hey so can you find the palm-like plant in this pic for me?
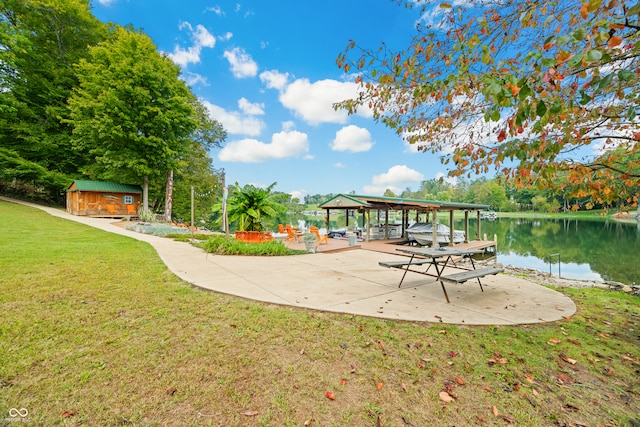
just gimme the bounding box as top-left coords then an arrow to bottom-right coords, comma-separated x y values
215,182 -> 286,232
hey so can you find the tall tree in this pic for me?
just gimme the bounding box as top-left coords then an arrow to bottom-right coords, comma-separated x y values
336,0 -> 640,210
67,25 -> 197,210
0,0 -> 107,201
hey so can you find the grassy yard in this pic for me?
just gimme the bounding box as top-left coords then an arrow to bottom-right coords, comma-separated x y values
0,200 -> 638,426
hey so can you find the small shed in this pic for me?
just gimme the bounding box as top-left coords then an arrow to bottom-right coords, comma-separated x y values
66,180 -> 142,218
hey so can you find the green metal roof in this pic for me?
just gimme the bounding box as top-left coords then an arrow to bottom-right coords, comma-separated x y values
67,180 -> 142,193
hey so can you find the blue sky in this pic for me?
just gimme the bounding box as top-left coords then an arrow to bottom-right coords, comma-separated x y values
91,1 -> 453,200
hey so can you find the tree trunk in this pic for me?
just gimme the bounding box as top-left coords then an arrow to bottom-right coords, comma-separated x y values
165,169 -> 173,222
143,175 -> 149,211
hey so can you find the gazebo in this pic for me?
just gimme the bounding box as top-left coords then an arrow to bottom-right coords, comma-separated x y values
318,194 -> 491,246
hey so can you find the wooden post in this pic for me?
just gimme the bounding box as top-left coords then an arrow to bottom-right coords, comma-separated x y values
190,185 -> 194,229
449,209 -> 454,245
432,209 -> 438,248
464,211 -> 469,243
476,211 -> 482,240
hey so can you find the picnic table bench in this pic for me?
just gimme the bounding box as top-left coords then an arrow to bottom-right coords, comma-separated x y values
379,247 -> 502,303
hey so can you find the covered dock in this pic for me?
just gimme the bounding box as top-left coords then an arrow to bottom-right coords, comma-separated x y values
318,194 -> 492,248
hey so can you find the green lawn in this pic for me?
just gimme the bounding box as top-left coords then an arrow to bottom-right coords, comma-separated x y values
1,200 -> 638,426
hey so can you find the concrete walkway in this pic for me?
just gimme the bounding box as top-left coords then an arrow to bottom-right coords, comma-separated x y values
4,197 -> 576,325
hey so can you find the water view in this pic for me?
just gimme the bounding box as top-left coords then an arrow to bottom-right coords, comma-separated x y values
461,217 -> 639,286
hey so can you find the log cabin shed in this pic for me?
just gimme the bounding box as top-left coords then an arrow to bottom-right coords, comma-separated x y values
318,194 -> 491,244
66,180 -> 142,218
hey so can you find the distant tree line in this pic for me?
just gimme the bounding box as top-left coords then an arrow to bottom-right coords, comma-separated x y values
302,177 -> 620,213
0,0 -> 226,223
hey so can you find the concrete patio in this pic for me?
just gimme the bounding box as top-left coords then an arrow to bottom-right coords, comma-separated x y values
4,197 -> 577,325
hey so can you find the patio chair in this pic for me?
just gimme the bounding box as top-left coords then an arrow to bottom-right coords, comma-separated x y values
310,226 -> 328,245
285,224 -> 302,243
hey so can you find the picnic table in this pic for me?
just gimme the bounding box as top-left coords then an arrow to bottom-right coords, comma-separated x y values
379,247 -> 503,303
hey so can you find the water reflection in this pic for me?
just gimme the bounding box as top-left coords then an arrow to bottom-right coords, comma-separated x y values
461,217 -> 639,285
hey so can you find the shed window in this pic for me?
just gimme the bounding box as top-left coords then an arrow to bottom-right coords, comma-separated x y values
123,195 -> 134,204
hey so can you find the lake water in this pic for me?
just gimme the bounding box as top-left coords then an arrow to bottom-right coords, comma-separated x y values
460,217 -> 639,286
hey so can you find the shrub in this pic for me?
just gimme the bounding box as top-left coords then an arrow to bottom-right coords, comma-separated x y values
200,235 -> 304,256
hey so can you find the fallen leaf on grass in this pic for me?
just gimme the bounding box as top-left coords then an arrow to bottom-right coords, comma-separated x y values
242,410 -> 259,416
492,405 -> 499,416
376,381 -> 383,390
304,419 -> 312,426
401,382 -> 408,392
340,379 -> 347,385
439,391 -> 454,402
564,403 -> 580,411
547,338 -> 560,345
455,376 -> 465,385
499,414 -> 515,423
166,387 -> 177,395
61,411 -> 75,418
325,391 -> 336,400
559,353 -> 577,365
557,374 -> 574,384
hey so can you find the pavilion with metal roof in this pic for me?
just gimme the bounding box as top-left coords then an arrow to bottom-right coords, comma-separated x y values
318,194 -> 491,245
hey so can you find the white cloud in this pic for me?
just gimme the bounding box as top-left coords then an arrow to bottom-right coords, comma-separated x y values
279,78 -> 373,125
260,70 -> 290,90
281,121 -> 296,131
205,5 -> 224,15
219,32 -> 233,41
334,162 -> 345,168
223,47 -> 258,78
201,100 -> 265,136
364,165 -> 425,195
218,130 -> 310,163
238,98 -> 264,115
96,0 -> 116,5
183,72 -> 209,87
330,125 -> 374,152
167,22 -> 216,67
289,190 -> 307,202
435,172 -> 458,186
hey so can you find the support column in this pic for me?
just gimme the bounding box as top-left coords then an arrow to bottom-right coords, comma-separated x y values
464,211 -> 469,243
449,209 -> 454,245
432,209 -> 438,248
476,211 -> 482,240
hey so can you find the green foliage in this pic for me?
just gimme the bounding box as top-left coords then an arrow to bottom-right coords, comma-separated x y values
337,0 -> 640,209
136,207 -> 158,223
200,235 -> 303,256
0,0 -> 107,202
214,182 -> 287,232
67,25 -> 196,189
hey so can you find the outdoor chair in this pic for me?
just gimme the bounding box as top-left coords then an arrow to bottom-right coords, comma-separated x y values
285,224 -> 302,243
310,226 -> 328,245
